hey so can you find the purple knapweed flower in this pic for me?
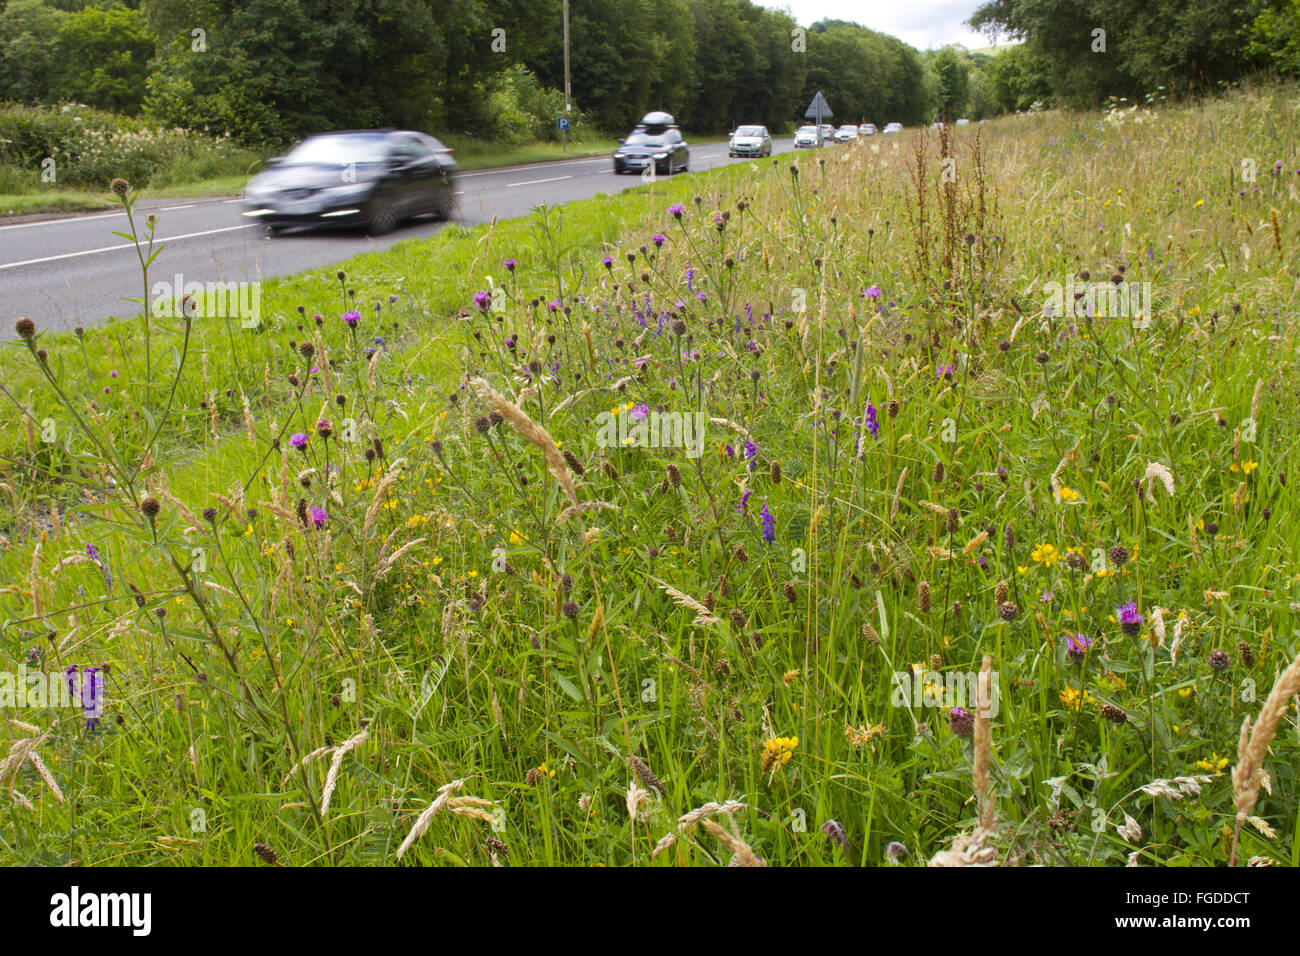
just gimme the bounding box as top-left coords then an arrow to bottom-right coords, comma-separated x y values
290,432 -> 309,449
343,310 -> 361,327
309,507 -> 328,530
1066,633 -> 1092,663
668,203 -> 684,219
630,404 -> 649,420
865,285 -> 882,300
473,291 -> 491,311
1117,600 -> 1144,636
652,235 -> 666,246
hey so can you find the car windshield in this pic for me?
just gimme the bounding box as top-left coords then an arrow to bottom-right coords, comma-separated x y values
284,133 -> 391,165
735,126 -> 764,136
624,132 -> 664,146
797,127 -> 817,134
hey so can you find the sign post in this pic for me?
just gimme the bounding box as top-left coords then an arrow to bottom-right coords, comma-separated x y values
804,91 -> 832,147
558,115 -> 570,153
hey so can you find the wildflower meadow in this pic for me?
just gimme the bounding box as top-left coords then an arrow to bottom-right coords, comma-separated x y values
2,83 -> 1299,869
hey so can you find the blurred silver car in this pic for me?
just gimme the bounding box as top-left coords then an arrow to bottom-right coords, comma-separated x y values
729,125 -> 772,158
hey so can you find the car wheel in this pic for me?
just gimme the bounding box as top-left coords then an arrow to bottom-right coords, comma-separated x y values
366,195 -> 398,236
436,196 -> 454,221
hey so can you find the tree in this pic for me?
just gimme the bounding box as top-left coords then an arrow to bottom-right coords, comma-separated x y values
930,47 -> 969,120
49,3 -> 155,114
0,0 -> 68,104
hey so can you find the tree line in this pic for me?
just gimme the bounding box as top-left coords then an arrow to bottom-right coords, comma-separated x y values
2,0 -> 1297,149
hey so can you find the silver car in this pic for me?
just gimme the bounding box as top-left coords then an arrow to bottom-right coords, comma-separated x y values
729,125 -> 772,158
794,125 -> 820,148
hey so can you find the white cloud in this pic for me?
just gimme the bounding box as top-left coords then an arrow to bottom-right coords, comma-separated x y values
760,0 -> 1000,51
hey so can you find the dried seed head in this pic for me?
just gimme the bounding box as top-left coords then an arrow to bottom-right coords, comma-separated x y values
1100,703 -> 1127,725
783,581 -> 798,603
140,497 -> 161,520
770,460 -> 782,483
998,601 -> 1020,622
1208,649 -> 1231,671
1108,545 -> 1130,568
994,580 -> 1010,605
666,463 -> 682,488
918,581 -> 932,613
14,317 -> 37,341
253,842 -> 278,865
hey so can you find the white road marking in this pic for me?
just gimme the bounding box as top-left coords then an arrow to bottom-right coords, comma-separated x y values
505,175 -> 573,188
160,203 -> 195,211
0,210 -> 123,232
0,224 -> 257,271
222,198 -> 243,203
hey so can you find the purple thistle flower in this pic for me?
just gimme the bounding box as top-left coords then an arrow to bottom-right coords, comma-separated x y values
1117,600 -> 1144,636
473,291 -> 491,311
760,503 -> 775,543
821,819 -> 848,849
309,507 -> 328,530
1066,633 -> 1092,663
652,235 -> 666,246
290,432 -> 309,449
668,203 -> 684,219
630,404 -> 649,420
504,259 -> 516,271
865,285 -> 882,299
343,310 -> 361,327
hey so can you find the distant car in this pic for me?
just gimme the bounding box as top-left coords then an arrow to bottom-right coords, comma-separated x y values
859,123 -> 877,136
729,125 -> 772,158
819,124 -> 836,143
242,130 -> 456,235
931,121 -> 945,129
883,122 -> 904,134
835,125 -> 859,142
955,118 -> 971,126
614,112 -> 689,175
794,125 -> 820,148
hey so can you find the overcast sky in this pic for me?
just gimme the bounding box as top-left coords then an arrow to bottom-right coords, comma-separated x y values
759,0 -> 997,51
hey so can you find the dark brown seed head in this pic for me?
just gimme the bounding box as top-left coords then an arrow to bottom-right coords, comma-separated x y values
563,449 -> 585,475
14,317 -> 36,341
666,463 -> 682,488
1208,649 -> 1230,671
629,755 -> 666,796
783,581 -> 798,603
918,581 -> 931,613
730,607 -> 747,630
770,460 -> 782,483
110,177 -> 130,197
1108,545 -> 1130,568
140,497 -> 161,520
998,601 -> 1020,622
995,580 -> 1010,605
253,843 -> 277,865
933,460 -> 945,483
1100,703 -> 1127,724
561,600 -> 579,620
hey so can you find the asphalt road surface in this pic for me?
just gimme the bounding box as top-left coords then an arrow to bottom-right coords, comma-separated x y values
2,138 -> 795,333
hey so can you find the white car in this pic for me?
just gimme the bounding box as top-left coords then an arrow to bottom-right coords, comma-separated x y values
883,122 -> 903,134
793,125 -> 820,148
955,118 -> 971,126
728,125 -> 772,158
859,123 -> 877,136
835,125 -> 859,142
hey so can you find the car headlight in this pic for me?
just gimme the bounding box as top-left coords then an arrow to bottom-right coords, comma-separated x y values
653,152 -> 668,159
614,152 -> 625,158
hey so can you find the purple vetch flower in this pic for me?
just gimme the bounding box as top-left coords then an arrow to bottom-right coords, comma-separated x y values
309,507 -> 328,530
290,432 -> 309,449
864,402 -> 880,439
668,203 -> 685,219
725,443 -> 735,460
86,543 -> 104,568
81,666 -> 104,729
686,267 -> 695,292
1066,633 -> 1093,663
743,439 -> 758,471
343,310 -> 361,327
389,294 -> 398,304
821,819 -> 848,849
737,488 -> 752,515
760,502 -> 775,543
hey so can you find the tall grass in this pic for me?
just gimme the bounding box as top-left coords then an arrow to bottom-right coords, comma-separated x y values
1,82 -> 1298,867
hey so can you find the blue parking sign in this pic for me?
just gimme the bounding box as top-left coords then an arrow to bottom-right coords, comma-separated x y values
558,117 -> 570,132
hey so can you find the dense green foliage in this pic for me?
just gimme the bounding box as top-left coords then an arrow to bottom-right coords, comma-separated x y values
970,0 -> 1296,107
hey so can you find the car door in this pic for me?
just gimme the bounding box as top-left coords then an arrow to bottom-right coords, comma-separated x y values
665,129 -> 684,170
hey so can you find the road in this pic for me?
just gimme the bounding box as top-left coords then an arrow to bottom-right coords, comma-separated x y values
1,138 -> 794,332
